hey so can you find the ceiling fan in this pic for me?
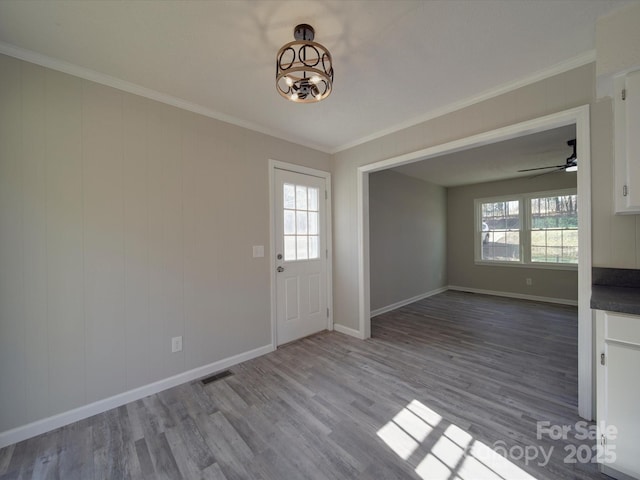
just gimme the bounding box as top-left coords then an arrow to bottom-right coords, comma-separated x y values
517,139 -> 577,175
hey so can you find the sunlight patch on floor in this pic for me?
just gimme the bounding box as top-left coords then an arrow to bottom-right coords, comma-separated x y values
377,400 -> 539,480
376,399 -> 441,460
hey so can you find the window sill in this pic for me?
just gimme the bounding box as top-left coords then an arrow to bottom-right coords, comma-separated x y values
474,261 -> 578,271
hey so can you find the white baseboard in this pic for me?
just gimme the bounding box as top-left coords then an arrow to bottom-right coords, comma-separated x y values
370,286 -> 449,318
447,285 -> 578,306
333,323 -> 365,339
0,343 -> 274,449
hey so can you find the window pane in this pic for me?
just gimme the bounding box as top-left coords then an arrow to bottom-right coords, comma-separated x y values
481,200 -> 520,230
284,184 -> 295,209
531,246 -> 546,261
481,200 -> 520,262
531,230 -> 546,246
482,231 -> 520,262
564,230 -> 578,246
308,212 -> 318,235
296,211 -> 308,234
284,236 -> 296,261
284,210 -> 295,235
309,236 -> 319,259
505,232 -> 520,260
530,194 -> 578,264
546,230 -> 562,246
296,236 -> 308,260
563,246 -> 579,264
283,182 -> 322,263
308,188 -> 319,211
505,201 -> 520,228
296,185 -> 307,210
531,195 -> 577,226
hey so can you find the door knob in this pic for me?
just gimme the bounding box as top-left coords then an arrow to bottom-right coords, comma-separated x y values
277,266 -> 285,273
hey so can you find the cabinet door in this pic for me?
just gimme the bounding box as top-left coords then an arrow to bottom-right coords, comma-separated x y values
626,71 -> 640,210
596,311 -> 640,479
614,70 -> 640,214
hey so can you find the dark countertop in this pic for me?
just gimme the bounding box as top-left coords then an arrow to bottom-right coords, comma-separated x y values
591,267 -> 640,316
590,285 -> 640,316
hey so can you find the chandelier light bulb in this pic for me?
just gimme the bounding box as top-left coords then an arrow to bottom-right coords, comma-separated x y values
276,24 -> 333,103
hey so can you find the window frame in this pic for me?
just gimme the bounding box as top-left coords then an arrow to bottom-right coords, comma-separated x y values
474,188 -> 578,271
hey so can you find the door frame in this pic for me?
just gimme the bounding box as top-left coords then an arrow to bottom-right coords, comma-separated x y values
269,159 -> 333,348
356,105 -> 593,420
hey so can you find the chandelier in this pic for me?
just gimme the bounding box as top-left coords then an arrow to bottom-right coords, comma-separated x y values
276,24 -> 333,103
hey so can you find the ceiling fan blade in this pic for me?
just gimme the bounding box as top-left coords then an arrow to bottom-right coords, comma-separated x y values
517,164 -> 567,172
529,167 -> 566,178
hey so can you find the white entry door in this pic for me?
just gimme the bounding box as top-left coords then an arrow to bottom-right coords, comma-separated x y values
275,168 -> 328,345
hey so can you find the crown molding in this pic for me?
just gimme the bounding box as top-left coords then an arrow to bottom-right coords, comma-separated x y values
0,41 -> 595,157
0,41 -> 332,154
330,50 -> 596,154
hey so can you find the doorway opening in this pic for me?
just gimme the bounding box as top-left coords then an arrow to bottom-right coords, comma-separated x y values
357,106 -> 593,419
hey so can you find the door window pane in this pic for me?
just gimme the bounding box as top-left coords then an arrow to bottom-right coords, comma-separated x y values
296,185 -> 308,210
296,211 -> 308,235
283,182 -> 321,261
284,236 -> 296,261
284,210 -> 295,234
308,212 -> 318,235
309,236 -> 319,259
284,184 -> 295,209
296,236 -> 308,260
308,188 -> 319,211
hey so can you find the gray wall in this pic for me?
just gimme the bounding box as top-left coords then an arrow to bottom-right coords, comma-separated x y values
369,170 -> 447,312
591,97 -> 640,267
4,9 -> 640,436
596,2 -> 640,79
332,63 -> 601,331
593,2 -> 640,266
332,61 -> 640,330
447,174 -> 578,302
0,54 -> 330,433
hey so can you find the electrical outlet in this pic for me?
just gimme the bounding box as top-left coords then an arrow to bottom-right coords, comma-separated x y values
171,336 -> 182,353
526,278 -> 533,286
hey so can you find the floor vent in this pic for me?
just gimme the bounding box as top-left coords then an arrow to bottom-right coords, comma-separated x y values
201,370 -> 233,385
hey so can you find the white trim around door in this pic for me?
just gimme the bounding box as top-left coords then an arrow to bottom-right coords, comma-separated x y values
269,160 -> 333,349
356,106 -> 593,420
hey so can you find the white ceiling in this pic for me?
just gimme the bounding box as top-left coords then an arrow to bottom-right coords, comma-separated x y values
0,0 -> 633,153
391,124 -> 577,187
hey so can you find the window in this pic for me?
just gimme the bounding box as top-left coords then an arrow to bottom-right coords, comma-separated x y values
283,183 -> 320,261
530,194 -> 578,264
475,189 -> 578,268
480,200 -> 521,262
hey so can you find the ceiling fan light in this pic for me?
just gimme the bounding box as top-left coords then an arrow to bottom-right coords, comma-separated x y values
566,165 -> 578,172
285,76 -> 293,87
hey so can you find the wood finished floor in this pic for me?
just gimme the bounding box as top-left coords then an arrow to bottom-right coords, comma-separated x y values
0,291 -> 609,480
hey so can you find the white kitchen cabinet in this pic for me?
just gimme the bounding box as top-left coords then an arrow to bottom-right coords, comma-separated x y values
614,70 -> 640,214
595,310 -> 640,479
